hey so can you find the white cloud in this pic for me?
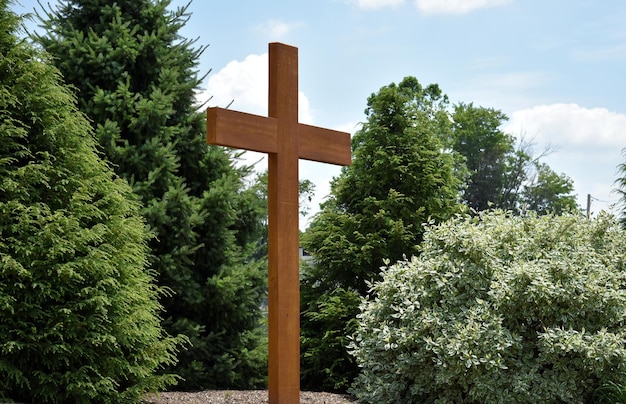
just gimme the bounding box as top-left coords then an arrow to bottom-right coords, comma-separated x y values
199,53 -> 267,114
254,19 -> 302,39
415,0 -> 512,14
198,52 -> 314,124
298,93 -> 314,125
197,51 -> 319,226
352,0 -> 405,10
504,103 -> 626,148
503,103 -> 626,215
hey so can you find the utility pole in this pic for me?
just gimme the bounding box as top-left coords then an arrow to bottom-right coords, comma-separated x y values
587,194 -> 591,219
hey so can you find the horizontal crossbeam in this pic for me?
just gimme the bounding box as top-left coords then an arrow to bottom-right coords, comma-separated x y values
207,107 -> 351,166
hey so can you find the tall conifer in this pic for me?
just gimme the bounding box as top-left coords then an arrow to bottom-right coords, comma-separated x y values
37,0 -> 267,389
0,1 -> 182,401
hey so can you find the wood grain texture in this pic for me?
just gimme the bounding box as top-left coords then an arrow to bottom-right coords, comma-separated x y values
206,42 -> 351,404
207,108 -> 277,154
298,124 -> 351,166
267,42 -> 301,404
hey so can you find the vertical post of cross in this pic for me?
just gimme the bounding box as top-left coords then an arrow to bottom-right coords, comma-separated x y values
206,42 -> 351,404
267,42 -> 300,403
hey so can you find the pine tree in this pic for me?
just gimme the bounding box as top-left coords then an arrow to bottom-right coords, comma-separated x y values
36,0 -> 267,389
0,1 -> 183,401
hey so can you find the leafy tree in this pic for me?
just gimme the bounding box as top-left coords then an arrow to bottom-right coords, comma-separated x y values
0,2 -> 183,402
500,145 -> 532,211
450,103 -> 578,214
251,170 -> 316,220
300,76 -> 462,391
351,211 -> 626,403
522,162 -> 577,214
36,0 -> 267,389
451,102 -> 514,211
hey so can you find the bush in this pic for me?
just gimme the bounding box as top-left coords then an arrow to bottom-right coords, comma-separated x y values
301,286 -> 361,392
350,210 -> 626,403
0,3 -> 184,402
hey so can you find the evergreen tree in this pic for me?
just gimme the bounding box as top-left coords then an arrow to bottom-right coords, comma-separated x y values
0,2 -> 183,401
36,0 -> 267,389
300,77 -> 462,391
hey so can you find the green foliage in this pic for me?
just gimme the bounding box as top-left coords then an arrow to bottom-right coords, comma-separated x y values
301,286 -> 361,391
350,210 -> 626,403
614,148 -> 626,226
36,0 -> 267,389
451,103 -> 514,211
249,170 -> 317,221
594,374 -> 626,404
301,76 -> 462,391
450,103 -> 578,214
522,162 -> 578,214
0,2 -> 183,402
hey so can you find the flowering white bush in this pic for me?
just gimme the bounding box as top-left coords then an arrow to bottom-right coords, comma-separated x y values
350,211 -> 626,403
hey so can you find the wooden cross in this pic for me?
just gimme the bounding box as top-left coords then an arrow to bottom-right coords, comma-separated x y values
206,42 -> 351,403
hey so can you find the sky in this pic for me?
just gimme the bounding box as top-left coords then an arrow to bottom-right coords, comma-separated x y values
12,0 -> 626,229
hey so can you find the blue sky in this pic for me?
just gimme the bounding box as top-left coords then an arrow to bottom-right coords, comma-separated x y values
12,0 -> 626,228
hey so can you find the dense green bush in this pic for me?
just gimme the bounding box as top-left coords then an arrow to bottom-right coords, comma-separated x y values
301,286 -> 362,391
350,210 -> 626,403
0,3 -> 183,402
